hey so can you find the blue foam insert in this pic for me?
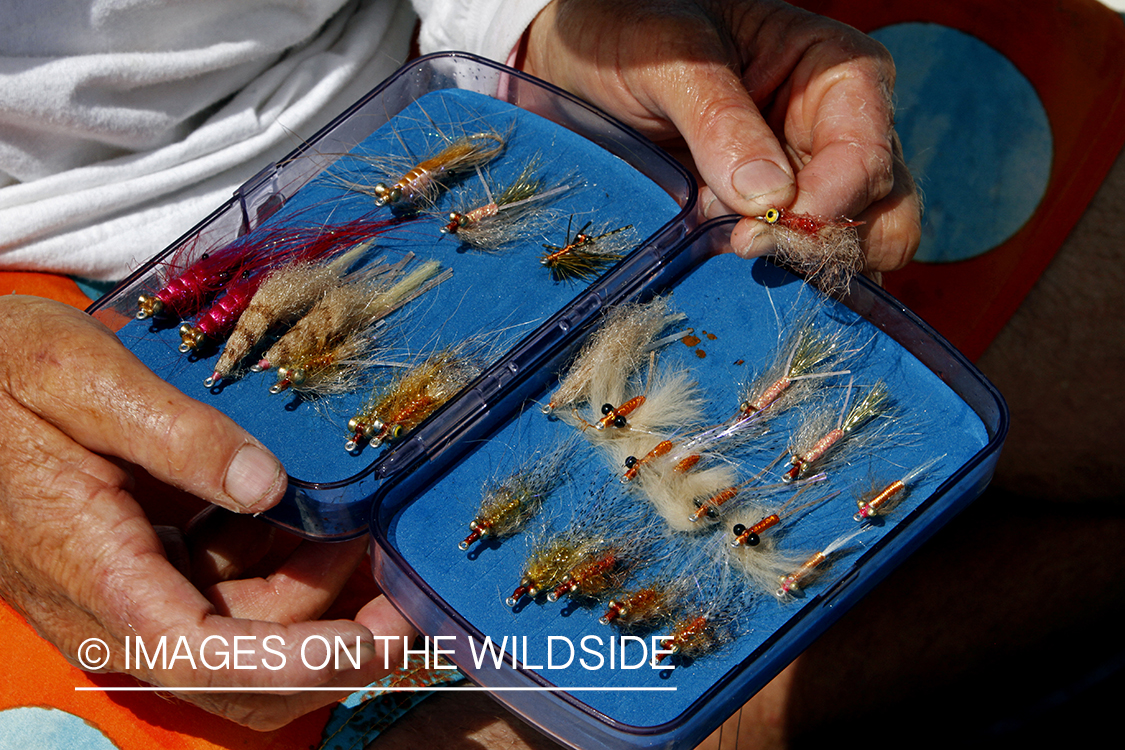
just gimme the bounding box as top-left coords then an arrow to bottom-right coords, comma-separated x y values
383,254 -> 989,728
116,89 -> 683,486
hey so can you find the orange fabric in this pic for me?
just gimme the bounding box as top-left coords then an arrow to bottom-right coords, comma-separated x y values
0,270 -> 94,310
795,0 -> 1125,360
0,602 -> 328,750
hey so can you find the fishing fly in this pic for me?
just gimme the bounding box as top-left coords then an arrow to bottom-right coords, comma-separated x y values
136,239 -> 265,322
651,555 -> 748,666
259,257 -> 449,390
204,244 -> 371,387
346,130 -> 507,211
540,217 -> 635,282
785,379 -> 891,481
440,161 -> 571,252
460,439 -> 576,552
543,297 -> 685,416
774,526 -> 871,600
344,344 -> 482,452
754,207 -> 865,294
738,316 -> 854,421
853,455 -> 945,522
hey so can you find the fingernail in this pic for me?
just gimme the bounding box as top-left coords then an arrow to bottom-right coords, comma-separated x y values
730,219 -> 776,259
732,160 -> 792,203
358,639 -> 379,668
224,443 -> 284,512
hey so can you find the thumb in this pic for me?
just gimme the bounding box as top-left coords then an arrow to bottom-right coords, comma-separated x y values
6,296 -> 285,513
644,60 -> 796,217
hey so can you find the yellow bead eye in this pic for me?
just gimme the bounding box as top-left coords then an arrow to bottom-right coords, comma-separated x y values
763,208 -> 781,224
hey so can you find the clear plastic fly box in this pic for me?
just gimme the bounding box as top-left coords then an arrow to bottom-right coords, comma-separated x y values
88,53 -> 1007,750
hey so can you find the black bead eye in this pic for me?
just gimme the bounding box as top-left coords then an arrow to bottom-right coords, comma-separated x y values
614,416 -> 627,428
746,533 -> 761,546
601,403 -> 614,415
732,524 -> 746,536
624,456 -> 637,469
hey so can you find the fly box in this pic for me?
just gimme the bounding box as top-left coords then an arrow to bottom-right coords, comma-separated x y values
88,52 -> 1007,750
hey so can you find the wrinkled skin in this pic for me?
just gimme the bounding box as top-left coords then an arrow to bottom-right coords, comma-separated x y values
523,0 -> 921,276
0,295 -> 412,730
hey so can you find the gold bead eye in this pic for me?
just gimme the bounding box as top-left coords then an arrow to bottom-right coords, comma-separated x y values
178,325 -> 204,352
443,212 -> 464,234
136,294 -> 163,319
763,208 -> 781,224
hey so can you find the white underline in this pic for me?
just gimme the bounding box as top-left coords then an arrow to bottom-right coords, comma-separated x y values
75,686 -> 677,693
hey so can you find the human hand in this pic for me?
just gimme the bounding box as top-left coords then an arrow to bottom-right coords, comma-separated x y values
0,296 -> 411,730
523,0 -> 921,277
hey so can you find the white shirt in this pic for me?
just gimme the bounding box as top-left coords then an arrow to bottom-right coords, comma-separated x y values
0,0 -> 549,279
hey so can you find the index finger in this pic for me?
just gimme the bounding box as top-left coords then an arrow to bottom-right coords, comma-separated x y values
782,33 -> 898,220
